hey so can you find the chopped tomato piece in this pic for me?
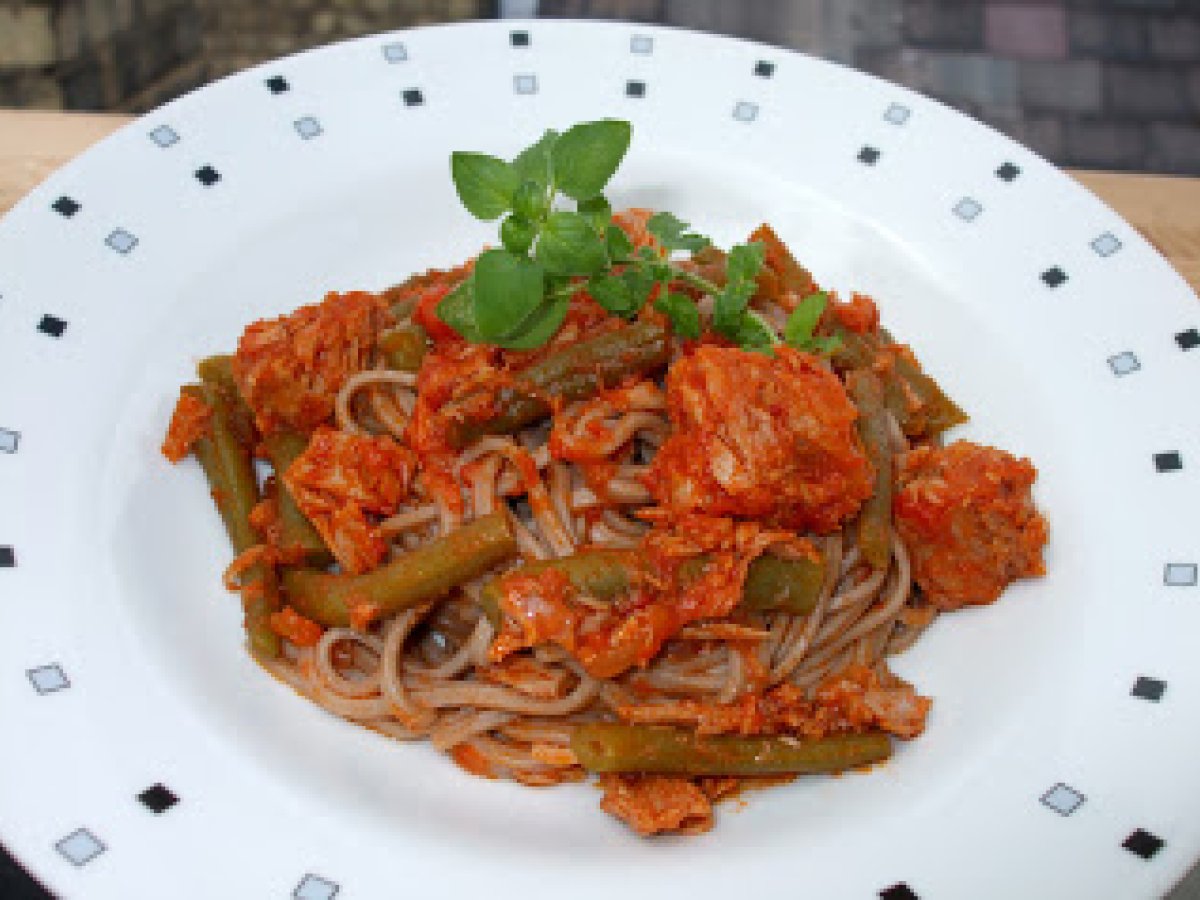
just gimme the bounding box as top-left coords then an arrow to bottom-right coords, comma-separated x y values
161,389 -> 211,462
830,292 -> 880,334
269,606 -> 324,647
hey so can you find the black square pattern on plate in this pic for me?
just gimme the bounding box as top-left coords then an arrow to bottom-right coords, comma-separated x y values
1041,266 -> 1068,288
138,783 -> 178,814
266,75 -> 289,94
510,30 -> 529,47
879,884 -> 918,900
52,196 -> 80,217
1123,829 -> 1165,859
195,165 -> 220,187
1132,676 -> 1166,702
402,88 -> 423,106
754,60 -> 775,78
858,146 -> 881,165
626,80 -> 645,98
1176,328 -> 1199,350
1154,452 -> 1182,473
38,315 -> 67,338
996,162 -> 1021,182
0,546 -> 14,567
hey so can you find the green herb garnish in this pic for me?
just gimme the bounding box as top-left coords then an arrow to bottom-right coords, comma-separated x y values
783,290 -> 842,354
440,118 -> 818,353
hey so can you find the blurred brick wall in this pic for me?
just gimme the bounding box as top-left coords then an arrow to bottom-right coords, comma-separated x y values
0,0 -> 485,113
541,0 -> 1200,175
198,0 -> 484,80
0,0 -> 205,111
2,0 -> 1198,173
856,0 -> 1200,175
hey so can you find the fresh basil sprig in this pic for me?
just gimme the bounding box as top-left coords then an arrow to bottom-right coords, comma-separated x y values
440,118 -> 833,355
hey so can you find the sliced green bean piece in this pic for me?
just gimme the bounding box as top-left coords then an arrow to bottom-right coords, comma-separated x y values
262,431 -> 331,565
571,724 -> 891,775
188,383 -> 259,554
184,383 -> 280,658
447,320 -> 670,448
379,323 -> 429,372
889,351 -> 968,438
197,354 -> 256,447
479,549 -> 637,625
825,326 -> 967,439
283,512 -> 518,627
740,554 -> 826,614
848,369 -> 892,570
479,548 -> 825,626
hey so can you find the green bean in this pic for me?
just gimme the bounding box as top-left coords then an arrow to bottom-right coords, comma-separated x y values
447,320 -> 670,448
571,724 -> 892,775
183,383 -> 280,658
283,512 -> 518,627
750,223 -> 818,299
196,353 -> 235,390
826,326 -> 967,439
197,354 -> 256,447
827,323 -> 876,371
478,548 -> 825,626
262,431 -> 332,565
848,369 -> 892,570
478,549 -> 637,624
379,323 -> 429,372
889,350 -> 968,438
739,554 -> 826,614
187,383 -> 259,555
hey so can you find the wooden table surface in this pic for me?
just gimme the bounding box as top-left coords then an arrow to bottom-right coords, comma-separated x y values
3,108 -> 1200,296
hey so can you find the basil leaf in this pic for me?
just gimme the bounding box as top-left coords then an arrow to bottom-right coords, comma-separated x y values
734,311 -> 777,353
536,211 -> 609,276
621,265 -> 657,308
435,277 -> 483,342
551,119 -> 632,201
784,290 -> 828,348
712,279 -> 755,336
578,195 -> 612,232
450,152 -> 518,221
473,248 -> 546,340
655,291 -> 701,339
512,180 -> 548,223
726,241 -> 765,286
588,274 -> 636,317
497,294 -> 571,349
512,129 -> 559,190
605,224 -> 633,260
501,215 -> 537,255
647,211 -> 710,253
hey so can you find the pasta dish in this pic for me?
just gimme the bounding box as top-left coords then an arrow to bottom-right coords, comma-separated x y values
162,119 -> 1047,835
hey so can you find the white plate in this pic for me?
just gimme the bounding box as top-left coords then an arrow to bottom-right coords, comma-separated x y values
2,19 -> 1198,900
